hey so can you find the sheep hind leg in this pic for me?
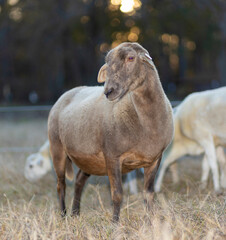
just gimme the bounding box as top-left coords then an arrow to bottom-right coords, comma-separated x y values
143,157 -> 161,212
71,170 -> 90,216
51,144 -> 68,217
107,159 -> 123,222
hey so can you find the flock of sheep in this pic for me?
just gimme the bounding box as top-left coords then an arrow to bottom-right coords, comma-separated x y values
24,43 -> 226,222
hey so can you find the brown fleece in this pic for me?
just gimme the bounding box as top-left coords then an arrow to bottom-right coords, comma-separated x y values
48,42 -> 174,221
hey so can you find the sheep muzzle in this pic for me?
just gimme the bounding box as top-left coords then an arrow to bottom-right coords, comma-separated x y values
104,88 -> 114,98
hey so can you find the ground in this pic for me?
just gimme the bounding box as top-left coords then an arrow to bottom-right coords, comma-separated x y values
0,115 -> 225,240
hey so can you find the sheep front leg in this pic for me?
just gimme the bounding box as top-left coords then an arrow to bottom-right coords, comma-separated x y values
106,159 -> 123,222
71,170 -> 90,216
154,147 -> 185,192
200,155 -> 210,189
124,170 -> 138,194
144,158 -> 161,211
154,156 -> 175,192
200,138 -> 220,193
170,163 -> 180,184
216,146 -> 226,189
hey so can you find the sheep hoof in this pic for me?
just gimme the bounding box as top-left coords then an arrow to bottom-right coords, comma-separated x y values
61,210 -> 67,218
71,210 -> 80,217
215,189 -> 223,196
154,185 -> 161,193
199,181 -> 207,191
112,215 -> 120,223
220,179 -> 226,189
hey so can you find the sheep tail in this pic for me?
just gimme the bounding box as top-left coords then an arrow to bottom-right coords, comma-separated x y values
65,157 -> 74,181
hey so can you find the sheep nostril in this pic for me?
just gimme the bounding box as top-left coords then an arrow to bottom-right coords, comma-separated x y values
29,164 -> 33,169
104,88 -> 114,98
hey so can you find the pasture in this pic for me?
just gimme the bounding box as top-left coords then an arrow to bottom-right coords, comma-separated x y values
0,115 -> 225,240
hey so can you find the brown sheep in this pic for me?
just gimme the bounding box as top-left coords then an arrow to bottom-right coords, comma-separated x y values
48,42 -> 174,222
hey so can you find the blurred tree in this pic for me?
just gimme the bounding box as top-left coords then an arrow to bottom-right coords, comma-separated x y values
0,0 -> 225,104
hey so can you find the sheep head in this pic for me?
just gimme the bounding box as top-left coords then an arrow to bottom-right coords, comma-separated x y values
98,42 -> 155,101
24,153 -> 51,182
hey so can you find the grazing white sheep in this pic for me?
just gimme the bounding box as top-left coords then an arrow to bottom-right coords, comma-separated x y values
24,141 -> 51,182
48,42 -> 174,221
154,87 -> 226,194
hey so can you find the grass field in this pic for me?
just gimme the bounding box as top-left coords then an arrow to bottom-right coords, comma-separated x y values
0,117 -> 225,240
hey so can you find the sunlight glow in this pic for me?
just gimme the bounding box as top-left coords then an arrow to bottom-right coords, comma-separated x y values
111,40 -> 122,48
128,32 -> 138,41
161,33 -> 179,48
111,18 -> 120,27
110,0 -> 142,14
170,54 -> 179,71
130,26 -> 140,35
8,0 -> 19,6
9,7 -> 22,21
80,16 -> 90,24
186,41 -> 196,51
134,0 -> 142,8
100,43 -> 110,53
120,0 -> 134,13
111,0 -> 121,5
125,19 -> 135,27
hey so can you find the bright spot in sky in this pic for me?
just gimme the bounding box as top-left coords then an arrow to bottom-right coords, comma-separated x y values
111,0 -> 121,5
8,0 -> 19,6
110,0 -> 142,14
120,0 -> 134,13
9,7 -> 22,21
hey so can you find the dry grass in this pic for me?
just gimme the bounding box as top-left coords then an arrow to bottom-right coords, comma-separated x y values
0,117 -> 226,240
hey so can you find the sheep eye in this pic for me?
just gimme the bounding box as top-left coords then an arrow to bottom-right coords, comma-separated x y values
128,57 -> 134,62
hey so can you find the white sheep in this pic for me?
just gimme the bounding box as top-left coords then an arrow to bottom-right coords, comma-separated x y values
48,42 -> 174,221
154,87 -> 226,194
24,141 -> 51,182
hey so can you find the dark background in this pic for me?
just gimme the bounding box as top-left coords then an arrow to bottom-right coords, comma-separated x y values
0,0 -> 225,105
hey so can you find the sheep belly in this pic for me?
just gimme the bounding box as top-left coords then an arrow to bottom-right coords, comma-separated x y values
68,152 -> 107,176
121,152 -> 159,174
68,151 -> 156,176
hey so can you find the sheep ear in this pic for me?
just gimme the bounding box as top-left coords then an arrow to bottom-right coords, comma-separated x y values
140,53 -> 154,68
97,64 -> 107,83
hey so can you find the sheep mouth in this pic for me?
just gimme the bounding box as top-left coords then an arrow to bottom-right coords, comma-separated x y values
106,89 -> 126,101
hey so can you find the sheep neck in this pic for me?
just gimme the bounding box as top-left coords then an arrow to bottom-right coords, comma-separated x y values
129,71 -> 168,130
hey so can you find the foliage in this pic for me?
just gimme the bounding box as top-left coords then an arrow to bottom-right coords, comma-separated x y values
0,0 -> 225,104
